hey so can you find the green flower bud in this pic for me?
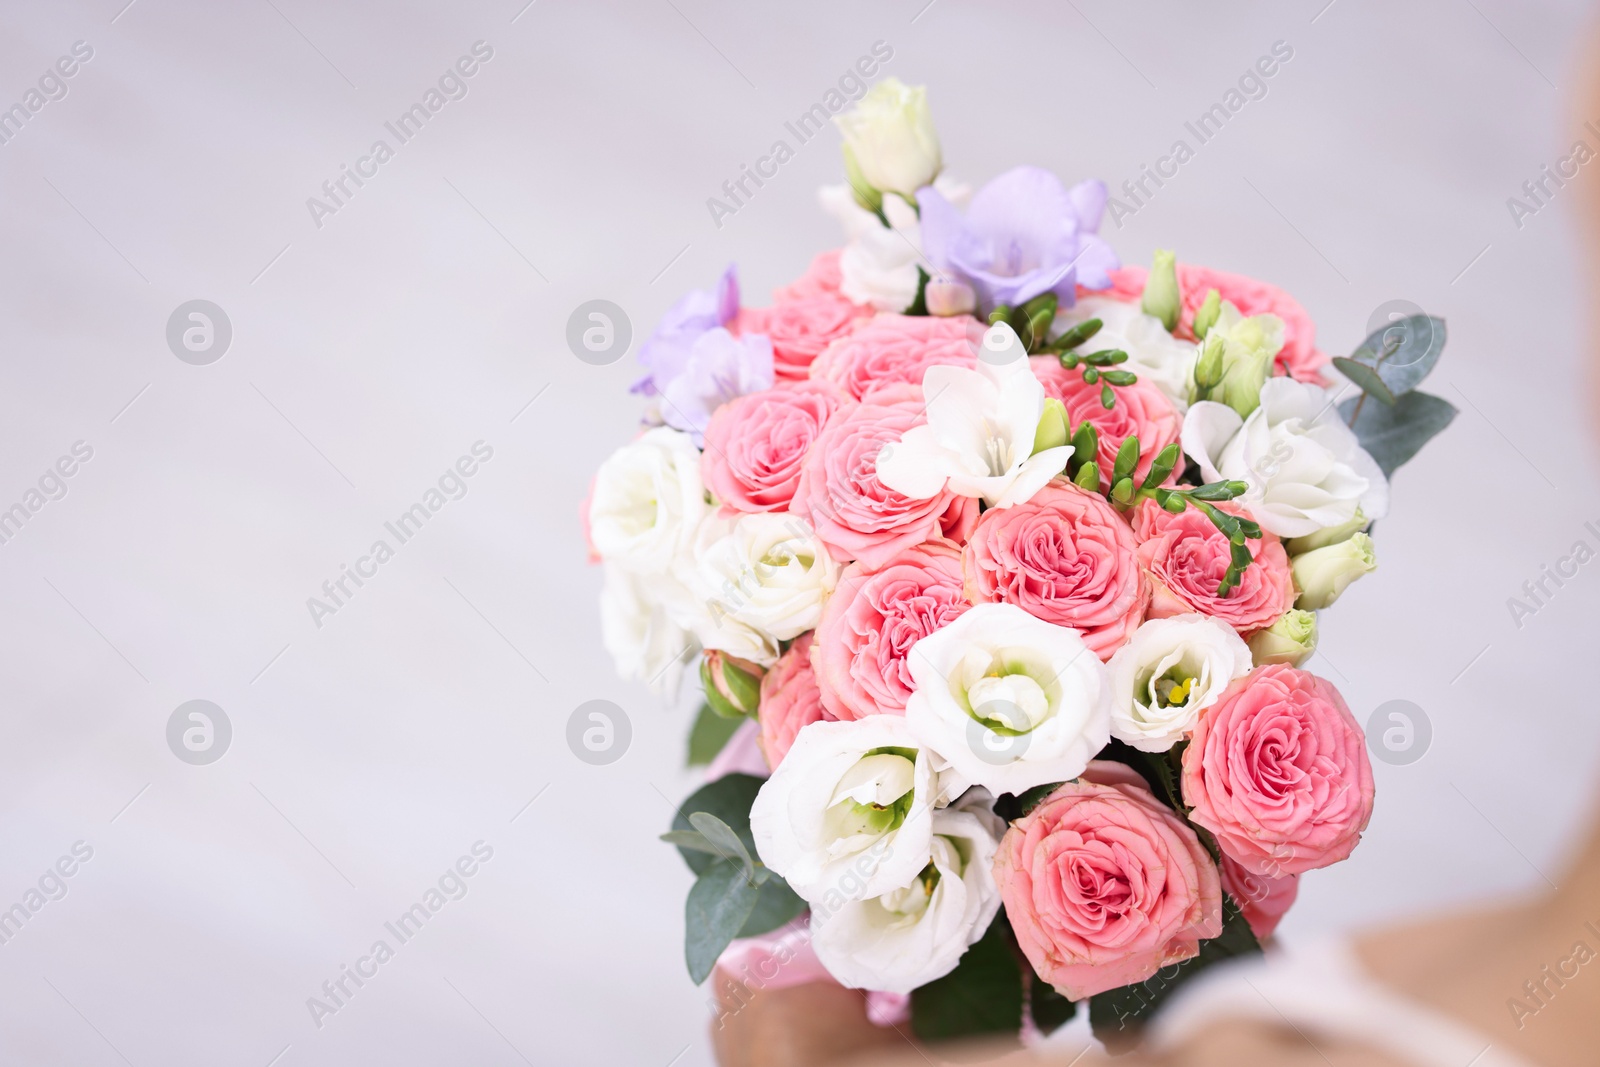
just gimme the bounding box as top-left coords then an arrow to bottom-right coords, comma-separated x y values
1286,509 -> 1368,556
1033,398 -> 1069,455
1141,249 -> 1181,331
841,143 -> 884,217
701,652 -> 765,718
1209,301 -> 1285,418
1192,288 -> 1222,340
1293,533 -> 1377,610
1249,609 -> 1318,667
1194,332 -> 1225,393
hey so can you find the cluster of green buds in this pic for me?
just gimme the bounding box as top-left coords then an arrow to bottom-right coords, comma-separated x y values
1062,427 -> 1263,596
986,291 -> 1062,353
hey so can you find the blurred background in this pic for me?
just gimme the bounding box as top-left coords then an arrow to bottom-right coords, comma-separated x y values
0,0 -> 1596,1063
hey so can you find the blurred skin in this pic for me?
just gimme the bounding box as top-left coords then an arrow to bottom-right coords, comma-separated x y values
714,22 -> 1600,1067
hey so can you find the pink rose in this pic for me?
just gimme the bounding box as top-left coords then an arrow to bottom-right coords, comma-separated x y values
1182,665 -> 1375,878
1131,498 -> 1295,637
812,541 -> 970,721
808,314 -> 981,401
734,296 -> 869,382
1031,356 -> 1181,487
996,761 -> 1223,1000
1097,265 -> 1327,383
962,481 -> 1146,660
701,381 -> 848,513
791,386 -> 969,568
1219,854 -> 1299,941
756,633 -> 833,768
773,249 -> 852,304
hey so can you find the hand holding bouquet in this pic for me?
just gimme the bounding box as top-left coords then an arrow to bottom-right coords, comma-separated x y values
586,78 -> 1453,1049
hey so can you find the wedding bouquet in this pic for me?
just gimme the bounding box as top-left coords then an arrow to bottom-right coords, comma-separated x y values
585,78 -> 1454,1050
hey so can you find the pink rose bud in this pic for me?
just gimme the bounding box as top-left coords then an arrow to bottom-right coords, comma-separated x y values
996,761 -> 1222,1000
924,278 -> 976,317
1182,664 -> 1375,877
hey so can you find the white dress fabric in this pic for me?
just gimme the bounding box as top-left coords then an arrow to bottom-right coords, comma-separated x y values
1149,938 -> 1542,1067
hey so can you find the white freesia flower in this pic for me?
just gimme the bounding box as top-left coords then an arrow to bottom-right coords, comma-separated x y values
750,716 -> 950,904
1181,376 -> 1390,539
833,78 -> 942,199
1055,296 -> 1199,412
903,603 -> 1111,796
679,512 -> 839,666
587,427 -> 708,575
820,176 -> 967,312
598,564 -> 695,694
1108,615 -> 1253,753
811,795 -> 1003,994
875,323 -> 1071,508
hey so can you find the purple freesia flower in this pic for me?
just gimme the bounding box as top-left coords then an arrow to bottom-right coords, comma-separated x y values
632,264 -> 741,398
917,166 -> 1119,313
660,328 -> 774,446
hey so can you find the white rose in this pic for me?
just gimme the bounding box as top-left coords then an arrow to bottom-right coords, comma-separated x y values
903,603 -> 1111,796
587,427 -> 707,574
679,512 -> 838,666
598,564 -> 695,694
1181,376 -> 1390,539
833,78 -> 941,199
750,716 -> 951,904
810,796 -> 1003,994
1055,296 -> 1199,413
1108,615 -> 1253,752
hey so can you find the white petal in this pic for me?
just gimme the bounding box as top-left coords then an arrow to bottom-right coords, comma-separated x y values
1180,401 -> 1244,484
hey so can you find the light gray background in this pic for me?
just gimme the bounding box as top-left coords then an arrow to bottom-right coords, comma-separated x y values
1,0 -> 1596,1063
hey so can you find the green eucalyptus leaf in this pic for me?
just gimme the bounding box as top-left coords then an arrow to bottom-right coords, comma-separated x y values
1338,390 -> 1457,477
737,875 -> 806,938
1347,314 -> 1446,397
670,774 -> 764,876
1331,356 -> 1397,406
685,860 -> 762,984
688,811 -> 755,871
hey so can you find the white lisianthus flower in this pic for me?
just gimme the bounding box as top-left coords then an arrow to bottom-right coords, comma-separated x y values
680,512 -> 839,666
1055,296 -> 1199,413
811,794 -> 1003,994
598,564 -> 695,694
903,603 -> 1111,796
833,78 -> 942,199
1107,615 -> 1254,752
820,177 -> 967,312
1181,377 -> 1390,539
588,427 -> 708,575
875,323 -> 1071,508
750,716 -> 951,904
1292,532 -> 1377,610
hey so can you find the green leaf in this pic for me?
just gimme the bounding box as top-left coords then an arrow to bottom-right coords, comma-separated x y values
1096,739 -> 1183,812
1029,975 -> 1077,1037
670,773 -> 765,876
737,875 -> 805,939
685,859 -> 762,984
1338,390 -> 1457,478
687,702 -> 743,767
910,911 -> 1024,1043
1331,356 -> 1397,406
688,811 -> 755,872
1347,314 -> 1446,398
903,266 -> 931,316
1089,894 -> 1262,1052
1013,781 -> 1065,817
659,829 -> 725,856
